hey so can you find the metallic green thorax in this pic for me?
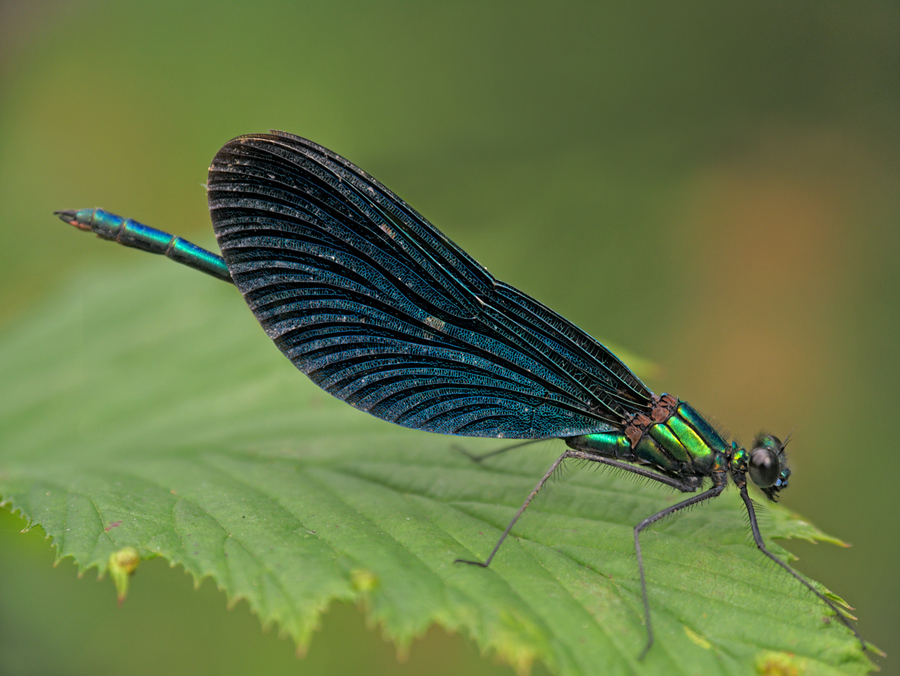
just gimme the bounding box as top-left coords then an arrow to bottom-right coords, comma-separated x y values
567,394 -> 730,481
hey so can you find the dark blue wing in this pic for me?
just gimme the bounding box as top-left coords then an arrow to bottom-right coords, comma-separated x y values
207,131 -> 651,438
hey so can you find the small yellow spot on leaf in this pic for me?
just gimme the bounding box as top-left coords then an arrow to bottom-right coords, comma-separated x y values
684,626 -> 711,650
350,568 -> 379,593
755,651 -> 804,676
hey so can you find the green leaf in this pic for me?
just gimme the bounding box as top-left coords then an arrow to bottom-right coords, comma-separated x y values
0,261 -> 875,676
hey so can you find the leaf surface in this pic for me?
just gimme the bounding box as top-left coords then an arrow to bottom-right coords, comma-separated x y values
0,262 -> 874,676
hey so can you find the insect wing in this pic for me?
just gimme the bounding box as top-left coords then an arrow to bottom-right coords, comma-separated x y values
208,132 -> 650,438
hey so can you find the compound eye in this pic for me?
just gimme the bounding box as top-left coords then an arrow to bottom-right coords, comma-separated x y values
749,447 -> 780,487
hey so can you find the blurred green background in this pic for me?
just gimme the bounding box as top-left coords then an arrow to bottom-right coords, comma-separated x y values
1,1 -> 897,674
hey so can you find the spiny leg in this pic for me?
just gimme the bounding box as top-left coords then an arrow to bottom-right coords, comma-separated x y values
738,486 -> 869,652
456,450 -> 701,569
633,482 -> 725,659
453,438 -> 546,463
455,449 -> 570,568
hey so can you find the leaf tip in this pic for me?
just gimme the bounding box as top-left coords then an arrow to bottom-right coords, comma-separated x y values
108,547 -> 141,604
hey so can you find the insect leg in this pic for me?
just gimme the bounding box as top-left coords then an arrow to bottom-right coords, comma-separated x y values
453,438 -> 547,463
455,449 -> 572,568
738,486 -> 869,652
456,449 -> 701,569
633,482 -> 726,659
